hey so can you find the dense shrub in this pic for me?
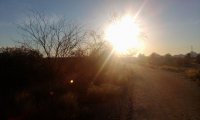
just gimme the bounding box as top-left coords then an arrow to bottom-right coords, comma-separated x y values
0,47 -> 131,120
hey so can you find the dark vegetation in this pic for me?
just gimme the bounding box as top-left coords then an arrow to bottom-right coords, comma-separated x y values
0,47 -> 133,120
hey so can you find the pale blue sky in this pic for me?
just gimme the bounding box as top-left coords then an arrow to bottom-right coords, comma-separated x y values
0,0 -> 200,55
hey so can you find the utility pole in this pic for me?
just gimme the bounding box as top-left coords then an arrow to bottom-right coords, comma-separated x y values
191,45 -> 193,52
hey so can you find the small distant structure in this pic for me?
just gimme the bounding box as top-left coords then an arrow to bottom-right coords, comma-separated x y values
190,45 -> 198,58
174,46 -> 198,58
190,51 -> 198,58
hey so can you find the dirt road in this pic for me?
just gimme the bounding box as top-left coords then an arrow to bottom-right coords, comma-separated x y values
130,64 -> 200,120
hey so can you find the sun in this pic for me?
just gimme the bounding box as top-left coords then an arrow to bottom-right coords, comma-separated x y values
105,15 -> 144,55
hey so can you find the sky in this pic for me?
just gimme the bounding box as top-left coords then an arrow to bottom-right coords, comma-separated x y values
0,0 -> 200,55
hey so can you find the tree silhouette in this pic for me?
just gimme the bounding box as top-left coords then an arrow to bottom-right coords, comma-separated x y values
86,30 -> 110,57
17,11 -> 86,57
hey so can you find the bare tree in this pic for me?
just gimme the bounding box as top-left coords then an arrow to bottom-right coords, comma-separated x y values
85,30 -> 111,57
17,11 -> 86,57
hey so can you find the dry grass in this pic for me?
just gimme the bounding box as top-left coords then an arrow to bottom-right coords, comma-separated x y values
87,83 -> 122,103
160,65 -> 183,72
185,68 -> 200,80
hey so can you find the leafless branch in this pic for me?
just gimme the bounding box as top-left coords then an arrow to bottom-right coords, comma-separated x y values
17,11 -> 86,57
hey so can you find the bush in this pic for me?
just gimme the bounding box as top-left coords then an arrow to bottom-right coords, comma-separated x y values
0,47 -> 132,120
185,68 -> 200,80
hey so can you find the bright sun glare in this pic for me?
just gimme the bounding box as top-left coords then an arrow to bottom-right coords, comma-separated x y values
105,15 -> 144,55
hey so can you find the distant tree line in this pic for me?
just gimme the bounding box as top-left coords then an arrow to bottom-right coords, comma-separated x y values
138,52 -> 200,67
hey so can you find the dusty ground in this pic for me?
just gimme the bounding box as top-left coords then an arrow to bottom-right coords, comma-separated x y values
129,64 -> 200,120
